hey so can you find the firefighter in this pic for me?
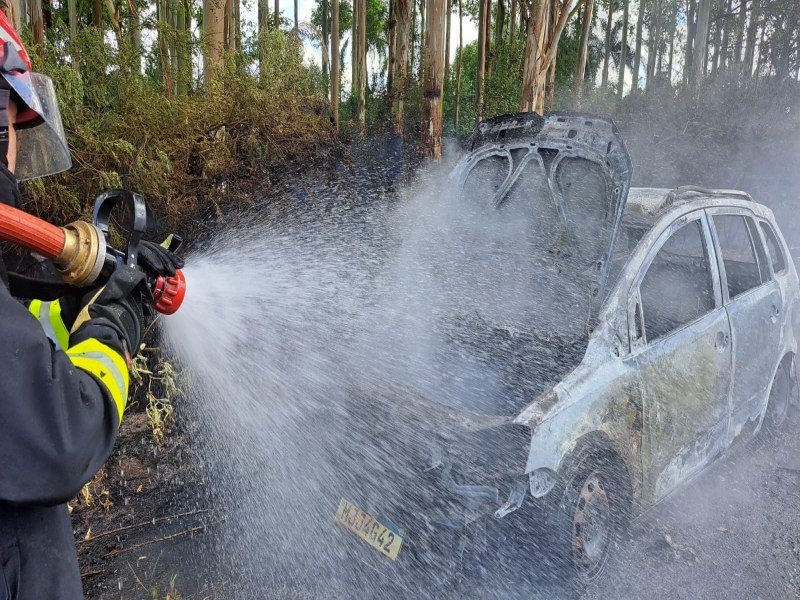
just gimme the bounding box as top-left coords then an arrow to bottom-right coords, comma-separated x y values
0,14 -> 182,599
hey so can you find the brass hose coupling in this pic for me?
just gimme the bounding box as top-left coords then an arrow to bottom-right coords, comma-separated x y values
55,220 -> 107,287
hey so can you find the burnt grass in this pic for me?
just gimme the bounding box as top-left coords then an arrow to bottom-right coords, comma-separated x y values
75,404 -> 222,599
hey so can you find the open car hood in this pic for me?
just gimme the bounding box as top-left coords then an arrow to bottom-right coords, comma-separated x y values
449,112 -> 633,316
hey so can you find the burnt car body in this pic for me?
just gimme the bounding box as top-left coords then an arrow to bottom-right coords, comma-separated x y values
332,113 -> 800,592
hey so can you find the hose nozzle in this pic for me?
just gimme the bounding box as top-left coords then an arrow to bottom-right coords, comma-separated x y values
152,269 -> 186,315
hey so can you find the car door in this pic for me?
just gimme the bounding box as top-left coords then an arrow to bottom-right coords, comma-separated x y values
625,211 -> 732,503
707,210 -> 783,432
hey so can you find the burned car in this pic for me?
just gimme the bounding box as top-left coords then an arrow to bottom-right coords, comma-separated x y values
331,113 -> 800,592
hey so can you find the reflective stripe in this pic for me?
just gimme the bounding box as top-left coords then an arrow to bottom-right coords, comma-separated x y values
28,299 -> 43,319
47,300 -> 70,350
66,339 -> 129,424
29,299 -> 70,351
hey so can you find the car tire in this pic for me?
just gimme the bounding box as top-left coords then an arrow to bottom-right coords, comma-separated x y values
761,359 -> 795,438
548,447 -> 631,588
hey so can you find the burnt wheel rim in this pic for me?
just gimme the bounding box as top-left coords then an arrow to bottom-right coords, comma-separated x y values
571,471 -> 611,580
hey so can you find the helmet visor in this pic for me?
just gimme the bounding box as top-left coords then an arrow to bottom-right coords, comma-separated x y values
6,72 -> 71,180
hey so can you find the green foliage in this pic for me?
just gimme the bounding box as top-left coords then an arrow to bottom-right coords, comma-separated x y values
364,0 -> 389,57
311,0 -> 354,37
311,0 -> 386,56
21,31 -> 334,236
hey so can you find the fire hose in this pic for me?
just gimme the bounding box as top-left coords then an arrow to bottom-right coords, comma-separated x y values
0,189 -> 186,314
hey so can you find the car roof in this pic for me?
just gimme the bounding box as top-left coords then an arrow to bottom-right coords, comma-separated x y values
622,186 -> 757,229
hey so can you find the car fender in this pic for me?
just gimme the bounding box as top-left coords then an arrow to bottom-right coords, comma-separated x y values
521,338 -> 643,497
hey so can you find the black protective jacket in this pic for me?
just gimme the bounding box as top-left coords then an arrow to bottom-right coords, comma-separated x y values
0,254 -> 123,600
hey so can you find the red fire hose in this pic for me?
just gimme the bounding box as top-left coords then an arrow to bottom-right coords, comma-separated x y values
0,202 -> 65,259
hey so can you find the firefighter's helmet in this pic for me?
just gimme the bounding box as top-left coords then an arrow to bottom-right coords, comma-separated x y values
0,12 -> 71,180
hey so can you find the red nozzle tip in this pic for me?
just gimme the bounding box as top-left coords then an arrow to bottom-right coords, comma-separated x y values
153,269 -> 186,315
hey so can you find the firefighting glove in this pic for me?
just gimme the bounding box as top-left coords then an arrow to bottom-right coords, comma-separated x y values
0,161 -> 20,208
70,266 -> 148,360
138,239 -> 183,277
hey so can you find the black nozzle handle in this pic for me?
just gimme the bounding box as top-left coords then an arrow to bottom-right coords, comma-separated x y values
92,189 -> 153,268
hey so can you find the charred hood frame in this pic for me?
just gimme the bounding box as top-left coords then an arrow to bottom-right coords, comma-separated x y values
451,112 -> 634,316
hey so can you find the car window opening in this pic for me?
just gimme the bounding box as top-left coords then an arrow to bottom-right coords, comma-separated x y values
640,219 -> 715,343
713,214 -> 765,299
760,221 -> 787,275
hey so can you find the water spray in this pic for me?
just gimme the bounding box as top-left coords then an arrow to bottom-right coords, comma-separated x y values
0,189 -> 186,314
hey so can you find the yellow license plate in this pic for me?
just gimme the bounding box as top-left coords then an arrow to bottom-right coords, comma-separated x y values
335,498 -> 404,560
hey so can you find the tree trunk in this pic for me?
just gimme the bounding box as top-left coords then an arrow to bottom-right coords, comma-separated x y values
204,0 -> 225,81
601,0 -> 614,88
720,0 -> 731,69
734,0 -> 745,63
176,0 -> 190,93
632,0 -> 645,89
646,0 -> 661,87
519,0 -> 544,112
545,41 -> 557,110
68,0 -> 78,43
235,0 -> 242,49
105,0 -> 123,47
170,0 -> 180,91
16,0 -> 24,30
666,0 -> 676,79
259,0 -> 270,34
742,0 -> 759,76
520,0 -> 580,112
392,0 -> 411,135
493,0 -> 505,74
702,7 -> 711,74
331,0 -> 340,130
359,0 -> 367,125
352,0 -> 367,127
294,0 -> 298,34
420,0 -> 426,61
455,0 -> 462,126
322,0 -> 330,94
157,0 -> 174,95
444,0 -> 451,82
259,0 -> 269,81
684,0 -> 696,84
690,0 -> 710,86
753,15 -> 764,77
617,0 -> 628,97
421,0 -> 445,159
475,0 -> 488,122
387,0 -> 396,97
483,0 -> 491,77
274,0 -> 279,29
126,0 -> 140,69
573,0 -> 594,108
92,0 -> 102,27
223,0 -> 230,48
509,0 -> 517,48
27,0 -> 44,45
710,1 -> 722,74
410,0 -> 416,76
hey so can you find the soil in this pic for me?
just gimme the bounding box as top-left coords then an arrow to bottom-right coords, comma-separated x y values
75,396 -> 222,600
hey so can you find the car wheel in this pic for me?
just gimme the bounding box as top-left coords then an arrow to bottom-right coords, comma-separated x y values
761,360 -> 794,437
551,449 -> 630,587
